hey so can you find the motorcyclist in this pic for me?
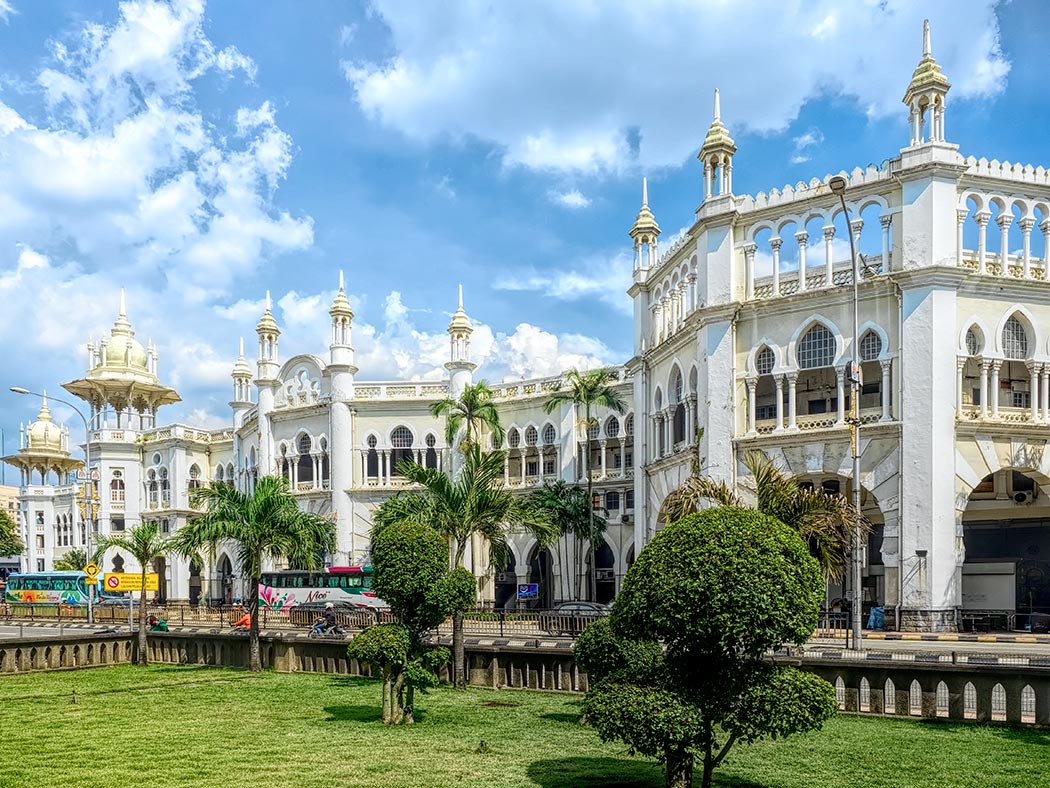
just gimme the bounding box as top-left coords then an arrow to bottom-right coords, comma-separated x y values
313,602 -> 338,635
148,614 -> 168,632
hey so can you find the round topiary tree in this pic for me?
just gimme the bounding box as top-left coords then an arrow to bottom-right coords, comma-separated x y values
576,507 -> 836,788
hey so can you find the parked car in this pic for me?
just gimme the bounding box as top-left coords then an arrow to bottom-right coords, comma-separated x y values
96,596 -> 132,607
539,601 -> 610,636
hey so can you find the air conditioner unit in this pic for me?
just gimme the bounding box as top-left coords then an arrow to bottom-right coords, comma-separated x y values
595,569 -> 615,581
620,514 -> 631,524
1014,490 -> 1034,505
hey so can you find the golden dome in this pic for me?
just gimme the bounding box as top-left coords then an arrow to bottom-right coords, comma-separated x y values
26,396 -> 64,452
902,20 -> 950,106
330,271 -> 354,319
448,285 -> 473,334
232,337 -> 253,378
630,177 -> 660,239
99,289 -> 149,371
257,291 -> 281,335
698,89 -> 736,160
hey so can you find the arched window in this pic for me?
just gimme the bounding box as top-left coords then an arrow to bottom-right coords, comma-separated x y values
159,468 -> 170,506
319,439 -> 329,484
606,491 -> 620,511
542,423 -> 557,445
859,330 -> 882,361
216,465 -> 225,484
756,346 -> 775,375
525,426 -> 538,446
390,426 -> 414,475
965,327 -> 981,356
587,421 -> 600,440
605,416 -> 620,438
672,369 -> 685,444
112,555 -> 124,573
296,434 -> 314,486
110,471 -> 125,503
366,435 -> 379,480
624,414 -> 634,436
188,464 -> 201,490
797,324 -> 836,369
507,428 -> 521,449
425,433 -> 438,469
226,463 -> 235,486
1002,316 -> 1028,359
147,470 -> 158,508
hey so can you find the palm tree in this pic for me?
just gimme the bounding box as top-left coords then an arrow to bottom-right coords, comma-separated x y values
529,480 -> 606,602
94,522 -> 171,665
543,367 -> 627,601
169,476 -> 336,672
661,450 -> 868,580
373,445 -> 559,688
429,380 -> 505,451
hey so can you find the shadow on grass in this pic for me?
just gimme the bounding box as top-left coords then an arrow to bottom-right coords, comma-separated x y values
538,712 -> 582,724
323,704 -> 428,724
527,757 -> 662,788
915,717 -> 1050,745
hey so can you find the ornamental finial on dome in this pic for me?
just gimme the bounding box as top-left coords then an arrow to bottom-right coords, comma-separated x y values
330,270 -> 354,319
629,177 -> 660,240
256,290 -> 280,335
903,19 -> 950,106
232,336 -> 253,378
448,284 -> 473,335
698,88 -> 736,161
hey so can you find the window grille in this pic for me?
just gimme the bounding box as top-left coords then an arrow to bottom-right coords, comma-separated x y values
525,426 -> 538,446
1022,685 -> 1036,724
1003,317 -> 1028,359
756,347 -> 775,375
798,324 -> 836,369
991,683 -> 1007,721
390,426 -> 413,448
425,433 -> 436,448
297,433 -> 312,454
884,679 -> 896,714
491,433 -> 502,449
965,328 -> 980,356
606,491 -> 620,510
588,422 -> 600,440
624,414 -> 634,436
605,416 -> 620,438
507,429 -> 520,448
859,331 -> 882,361
963,683 -> 977,719
542,456 -> 555,475
542,423 -> 556,445
673,371 -> 683,403
859,678 -> 870,712
936,682 -> 949,717
366,435 -> 377,448
909,680 -> 922,716
625,490 -> 634,509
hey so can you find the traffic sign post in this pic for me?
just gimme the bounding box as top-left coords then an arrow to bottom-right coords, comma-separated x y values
103,573 -> 159,592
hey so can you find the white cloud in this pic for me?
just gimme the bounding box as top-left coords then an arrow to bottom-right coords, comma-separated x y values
790,128 -> 824,164
0,1 -> 14,22
339,24 -> 357,47
344,1 -> 1009,172
550,188 -> 591,209
494,250 -> 633,315
435,174 -> 456,199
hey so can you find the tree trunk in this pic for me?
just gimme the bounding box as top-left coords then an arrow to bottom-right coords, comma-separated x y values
382,667 -> 394,723
584,405 -> 596,603
248,569 -> 261,672
404,683 -> 415,725
666,747 -> 695,788
453,611 -> 466,689
386,668 -> 406,724
137,576 -> 148,666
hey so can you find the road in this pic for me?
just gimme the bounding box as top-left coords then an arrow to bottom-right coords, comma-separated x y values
0,623 -> 127,640
810,636 -> 1050,657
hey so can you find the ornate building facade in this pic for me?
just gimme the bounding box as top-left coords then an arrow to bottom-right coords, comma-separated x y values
630,22 -> 1050,630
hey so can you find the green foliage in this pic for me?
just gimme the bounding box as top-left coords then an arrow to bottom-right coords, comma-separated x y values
429,380 -> 505,450
580,507 -> 835,788
53,547 -> 89,571
529,480 -> 605,545
0,508 -> 23,556
347,623 -> 410,667
614,508 -> 823,656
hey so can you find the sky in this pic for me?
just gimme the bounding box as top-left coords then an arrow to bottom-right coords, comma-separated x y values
0,0 -> 1043,453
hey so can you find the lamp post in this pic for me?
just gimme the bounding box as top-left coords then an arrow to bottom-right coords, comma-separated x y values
827,176 -> 863,649
11,387 -> 95,624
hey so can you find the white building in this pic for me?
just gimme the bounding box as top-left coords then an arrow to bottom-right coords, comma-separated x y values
630,22 -> 1050,631
5,284 -> 636,608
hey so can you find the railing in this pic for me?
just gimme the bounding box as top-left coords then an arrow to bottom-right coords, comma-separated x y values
750,408 -> 886,436
960,251 -> 1049,281
958,404 -> 1037,424
752,259 -> 885,301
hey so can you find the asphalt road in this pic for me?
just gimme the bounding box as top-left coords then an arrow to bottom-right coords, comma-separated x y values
810,636 -> 1050,657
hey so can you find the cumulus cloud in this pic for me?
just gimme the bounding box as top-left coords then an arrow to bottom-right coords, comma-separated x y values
344,1 -> 1009,172
790,128 -> 824,164
0,1 -> 14,22
550,188 -> 591,209
494,250 -> 633,315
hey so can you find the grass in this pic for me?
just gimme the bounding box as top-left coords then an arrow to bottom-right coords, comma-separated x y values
0,666 -> 1048,787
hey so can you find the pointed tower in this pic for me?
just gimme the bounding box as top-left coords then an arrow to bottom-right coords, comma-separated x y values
328,271 -> 357,565
698,89 -> 737,201
254,292 -> 281,476
329,271 -> 357,373
445,285 -> 476,400
2,393 -> 84,486
629,177 -> 661,273
903,19 -> 952,147
231,338 -> 253,408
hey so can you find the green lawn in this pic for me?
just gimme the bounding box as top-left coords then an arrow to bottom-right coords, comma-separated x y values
1,666 -> 1047,788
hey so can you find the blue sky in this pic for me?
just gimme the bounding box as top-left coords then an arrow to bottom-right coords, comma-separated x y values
0,0 -> 1042,447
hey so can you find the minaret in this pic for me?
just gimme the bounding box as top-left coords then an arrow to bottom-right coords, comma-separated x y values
445,285 -> 476,400
254,292 -> 281,477
231,338 -> 253,409
903,19 -> 952,147
328,271 -> 358,565
697,88 -> 737,202
629,177 -> 661,273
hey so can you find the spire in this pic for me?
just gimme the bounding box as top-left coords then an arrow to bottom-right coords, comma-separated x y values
330,271 -> 354,319
113,287 -> 133,335
698,87 -> 737,199
39,390 -> 51,421
902,19 -> 951,145
629,177 -> 660,241
232,336 -> 252,378
448,284 -> 473,335
923,18 -> 931,57
339,269 -> 345,290
119,288 -> 127,319
256,291 -> 280,335
265,290 -> 271,311
642,177 -> 649,208
458,283 -> 463,309
713,88 -> 721,122
239,336 -> 245,357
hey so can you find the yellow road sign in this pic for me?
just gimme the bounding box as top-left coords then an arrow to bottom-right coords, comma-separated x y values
83,563 -> 100,577
103,573 -> 159,592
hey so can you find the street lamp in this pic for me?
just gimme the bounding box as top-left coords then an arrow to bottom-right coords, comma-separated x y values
827,176 -> 864,649
11,386 -> 96,624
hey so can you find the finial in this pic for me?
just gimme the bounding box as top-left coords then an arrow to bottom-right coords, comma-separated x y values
642,177 -> 649,208
458,284 -> 463,309
265,290 -> 271,311
923,19 -> 931,57
713,88 -> 721,122
339,270 -> 345,291
42,389 -> 47,405
119,288 -> 126,319
239,336 -> 245,357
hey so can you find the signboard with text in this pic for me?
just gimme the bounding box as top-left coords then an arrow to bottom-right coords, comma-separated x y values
104,573 -> 159,592
517,583 -> 539,599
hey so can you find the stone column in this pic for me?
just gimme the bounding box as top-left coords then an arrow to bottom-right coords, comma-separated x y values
774,375 -> 785,432
746,378 -> 757,436
850,219 -> 864,278
880,360 -> 893,422
880,214 -> 892,271
770,237 -> 782,297
1029,362 -> 1041,422
997,214 -> 1013,277
956,208 -> 967,268
1020,218 -> 1034,279
822,226 -> 835,286
1042,366 -> 1050,422
599,440 -> 607,479
795,231 -> 808,292
743,242 -> 757,300
979,360 -> 990,419
1042,219 -> 1050,276
703,161 -> 712,200
520,450 -> 527,485
836,367 -> 846,425
990,360 -> 1001,419
975,211 -> 990,275
956,358 -> 965,414
382,451 -> 390,485
787,373 -> 798,431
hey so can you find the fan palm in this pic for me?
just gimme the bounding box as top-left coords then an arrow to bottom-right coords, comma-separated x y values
94,522 -> 171,665
169,476 -> 336,672
373,444 -> 559,688
543,367 -> 627,601
429,380 -> 505,451
661,450 -> 868,579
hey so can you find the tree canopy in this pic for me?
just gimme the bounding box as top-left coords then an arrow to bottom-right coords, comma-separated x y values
349,519 -> 475,724
575,507 -> 836,788
429,380 -> 504,450
0,509 -> 23,557
528,480 -> 605,601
